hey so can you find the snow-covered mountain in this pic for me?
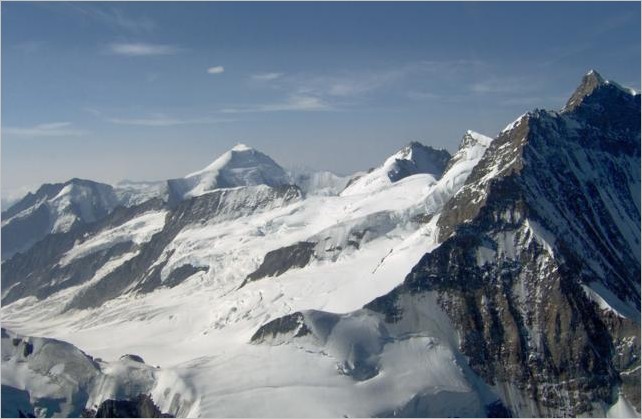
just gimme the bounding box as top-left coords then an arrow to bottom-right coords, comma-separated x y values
114,179 -> 168,208
1,179 -> 120,260
1,70 -> 639,418
287,167 -> 351,196
0,144 -> 294,261
1,132 -> 487,417
341,142 -> 450,196
167,143 -> 291,203
257,70 -> 641,416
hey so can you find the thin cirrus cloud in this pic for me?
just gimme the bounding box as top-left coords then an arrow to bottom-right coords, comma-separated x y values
105,114 -> 234,127
251,72 -> 284,81
231,62 -> 473,113
221,95 -> 330,113
207,66 -> 225,74
108,42 -> 181,56
3,122 -> 86,138
310,60 -> 484,97
226,60 -> 491,114
469,75 -> 540,95
11,41 -> 45,54
67,3 -> 157,34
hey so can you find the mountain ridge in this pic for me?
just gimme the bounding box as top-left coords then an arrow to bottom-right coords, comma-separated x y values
1,71 -> 639,418
255,70 -> 641,416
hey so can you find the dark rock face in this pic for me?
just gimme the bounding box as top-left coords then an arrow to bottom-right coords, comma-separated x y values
564,70 -> 606,111
389,226 -> 630,416
1,386 -> 34,418
377,73 -> 640,416
250,312 -> 312,343
386,142 -> 451,182
120,354 -> 145,363
485,400 -> 513,418
244,242 -> 317,284
165,264 -> 209,288
90,394 -> 173,418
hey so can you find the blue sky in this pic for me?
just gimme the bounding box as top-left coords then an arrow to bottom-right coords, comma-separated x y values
2,1 -> 640,196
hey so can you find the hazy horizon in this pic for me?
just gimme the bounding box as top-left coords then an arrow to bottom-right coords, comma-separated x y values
2,1 -> 640,201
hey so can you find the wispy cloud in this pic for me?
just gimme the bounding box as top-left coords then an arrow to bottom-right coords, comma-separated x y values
260,96 -> 329,112
207,66 -> 225,75
405,91 -> 443,101
469,75 -> 540,95
67,3 -> 156,34
222,95 -> 330,113
102,113 -> 234,127
286,60 -> 485,99
1,185 -> 38,210
289,69 -> 402,99
4,122 -> 86,138
498,95 -> 569,108
232,60 -> 486,113
591,11 -> 636,37
11,41 -> 45,54
108,42 -> 181,56
251,72 -> 284,81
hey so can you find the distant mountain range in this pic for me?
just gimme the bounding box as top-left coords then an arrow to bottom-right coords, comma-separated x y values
1,70 -> 639,418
